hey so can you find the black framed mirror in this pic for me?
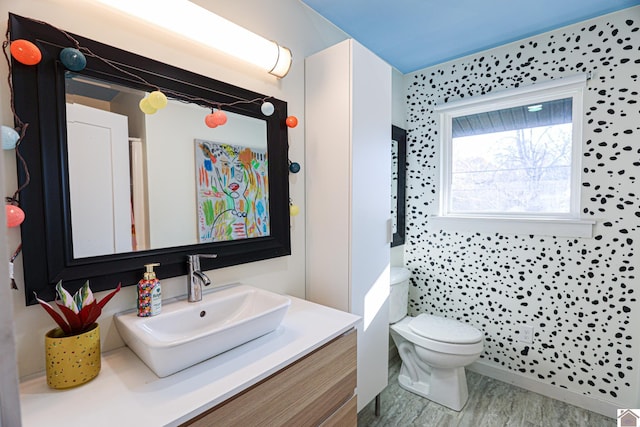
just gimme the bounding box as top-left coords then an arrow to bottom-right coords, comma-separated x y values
10,14 -> 291,304
391,125 -> 406,247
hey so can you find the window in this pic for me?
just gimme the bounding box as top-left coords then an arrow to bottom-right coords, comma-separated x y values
434,75 -> 593,237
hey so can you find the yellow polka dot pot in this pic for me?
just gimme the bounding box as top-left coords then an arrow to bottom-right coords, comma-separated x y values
45,323 -> 101,389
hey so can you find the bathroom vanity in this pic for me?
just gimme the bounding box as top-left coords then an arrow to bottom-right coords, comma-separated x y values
18,296 -> 359,426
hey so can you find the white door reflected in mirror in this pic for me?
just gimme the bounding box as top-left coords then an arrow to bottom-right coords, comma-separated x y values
65,73 -> 268,258
67,103 -> 132,258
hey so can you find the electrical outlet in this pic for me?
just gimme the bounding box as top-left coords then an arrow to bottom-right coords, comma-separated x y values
515,324 -> 534,344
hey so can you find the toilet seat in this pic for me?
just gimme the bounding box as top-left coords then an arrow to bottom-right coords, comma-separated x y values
409,314 -> 483,344
391,316 -> 483,355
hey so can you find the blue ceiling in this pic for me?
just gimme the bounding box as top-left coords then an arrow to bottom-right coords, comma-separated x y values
300,0 -> 640,73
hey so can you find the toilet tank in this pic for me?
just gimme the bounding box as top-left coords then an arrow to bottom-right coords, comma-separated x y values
389,267 -> 410,323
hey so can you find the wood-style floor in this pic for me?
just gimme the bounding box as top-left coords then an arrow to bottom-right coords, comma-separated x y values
358,356 -> 615,427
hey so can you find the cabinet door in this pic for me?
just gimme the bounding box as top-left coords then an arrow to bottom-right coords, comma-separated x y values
319,395 -> 357,427
349,39 -> 392,412
183,330 -> 356,427
304,40 -> 352,313
305,39 -> 391,412
66,103 -> 132,258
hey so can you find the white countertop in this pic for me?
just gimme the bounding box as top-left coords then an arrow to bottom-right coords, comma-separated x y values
19,296 -> 360,427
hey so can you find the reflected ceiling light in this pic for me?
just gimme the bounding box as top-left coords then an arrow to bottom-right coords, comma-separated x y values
527,104 -> 543,112
92,0 -> 292,78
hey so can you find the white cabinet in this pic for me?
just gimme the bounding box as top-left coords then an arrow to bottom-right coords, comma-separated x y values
305,39 -> 391,412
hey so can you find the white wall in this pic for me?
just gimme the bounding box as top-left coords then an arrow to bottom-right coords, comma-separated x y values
0,135 -> 21,427
391,68 -> 407,267
1,0 -> 348,378
391,69 -> 406,130
144,102 -> 266,249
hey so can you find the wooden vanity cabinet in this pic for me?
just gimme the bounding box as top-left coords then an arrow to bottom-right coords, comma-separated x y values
182,329 -> 357,427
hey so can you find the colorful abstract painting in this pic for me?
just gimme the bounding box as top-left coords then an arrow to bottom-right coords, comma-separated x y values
195,139 -> 269,242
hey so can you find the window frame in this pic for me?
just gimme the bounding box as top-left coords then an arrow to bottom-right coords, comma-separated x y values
433,74 -> 594,237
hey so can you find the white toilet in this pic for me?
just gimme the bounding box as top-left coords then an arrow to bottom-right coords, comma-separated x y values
389,267 -> 484,411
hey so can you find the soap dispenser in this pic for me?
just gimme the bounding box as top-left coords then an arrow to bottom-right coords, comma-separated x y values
138,263 -> 161,317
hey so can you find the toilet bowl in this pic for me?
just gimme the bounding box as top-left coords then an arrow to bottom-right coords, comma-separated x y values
389,267 -> 483,411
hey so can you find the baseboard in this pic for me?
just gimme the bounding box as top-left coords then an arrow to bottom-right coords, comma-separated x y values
468,360 -> 618,419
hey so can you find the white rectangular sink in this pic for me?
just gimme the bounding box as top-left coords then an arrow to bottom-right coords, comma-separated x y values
114,284 -> 291,377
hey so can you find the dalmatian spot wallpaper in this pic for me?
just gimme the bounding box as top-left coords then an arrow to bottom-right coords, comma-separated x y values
404,7 -> 639,407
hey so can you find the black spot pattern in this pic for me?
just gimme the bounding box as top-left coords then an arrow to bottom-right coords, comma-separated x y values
404,9 -> 639,405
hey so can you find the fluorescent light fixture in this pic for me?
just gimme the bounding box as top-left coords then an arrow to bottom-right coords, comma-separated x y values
70,75 -> 113,89
527,104 -> 543,112
92,0 -> 292,78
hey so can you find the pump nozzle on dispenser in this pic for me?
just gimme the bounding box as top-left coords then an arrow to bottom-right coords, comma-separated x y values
144,263 -> 160,280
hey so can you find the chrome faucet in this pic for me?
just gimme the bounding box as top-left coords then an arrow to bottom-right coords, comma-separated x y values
187,254 -> 217,302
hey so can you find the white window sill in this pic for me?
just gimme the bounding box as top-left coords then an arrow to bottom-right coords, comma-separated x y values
429,215 -> 595,238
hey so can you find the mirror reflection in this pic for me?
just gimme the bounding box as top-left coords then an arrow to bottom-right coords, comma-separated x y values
65,73 -> 269,258
391,125 -> 407,247
391,138 -> 399,234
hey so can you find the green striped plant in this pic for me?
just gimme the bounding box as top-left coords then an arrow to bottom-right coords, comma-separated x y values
35,281 -> 121,336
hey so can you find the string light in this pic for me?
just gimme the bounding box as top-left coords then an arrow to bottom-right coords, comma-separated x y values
204,111 -> 219,128
210,110 -> 227,126
59,47 -> 86,71
138,97 -> 158,115
289,161 -> 300,174
7,17 -> 293,125
261,101 -> 275,116
289,198 -> 300,217
3,16 -> 302,287
9,39 -> 41,65
285,116 -> 298,128
1,125 -> 19,150
5,199 -> 25,227
3,17 -> 298,210
147,90 -> 168,109
287,132 -> 301,219
2,29 -> 32,223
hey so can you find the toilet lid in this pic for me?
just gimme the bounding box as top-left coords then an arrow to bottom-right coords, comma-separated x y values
408,314 -> 483,344
390,267 -> 410,285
